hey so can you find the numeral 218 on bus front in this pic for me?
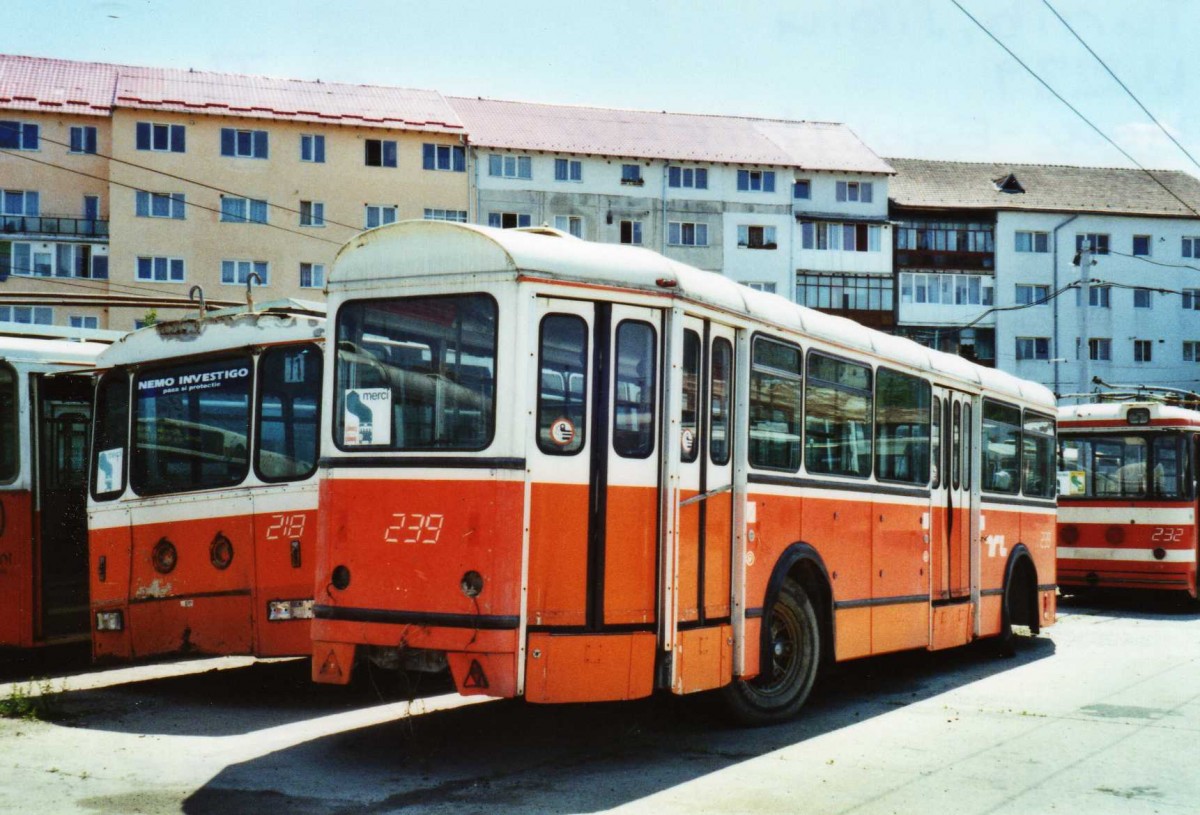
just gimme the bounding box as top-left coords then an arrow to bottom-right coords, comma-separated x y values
384,513 -> 445,544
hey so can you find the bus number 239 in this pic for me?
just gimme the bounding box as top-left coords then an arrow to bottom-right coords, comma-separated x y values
384,513 -> 445,545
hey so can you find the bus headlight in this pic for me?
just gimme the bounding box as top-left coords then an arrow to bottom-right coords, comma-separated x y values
95,610 -> 123,631
268,600 -> 314,621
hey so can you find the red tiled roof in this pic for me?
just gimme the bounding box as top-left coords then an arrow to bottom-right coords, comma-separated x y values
0,55 -> 118,115
0,54 -> 464,132
449,96 -> 893,173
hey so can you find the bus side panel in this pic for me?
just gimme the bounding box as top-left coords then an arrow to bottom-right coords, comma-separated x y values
319,476 -> 524,619
527,481 -> 588,627
251,491 -> 318,657
126,506 -> 255,657
703,490 -> 732,619
797,493 -> 872,661
870,500 -> 929,655
603,484 -> 658,626
1022,508 -> 1056,628
677,489 -> 701,622
980,507 -> 1022,638
0,491 -> 34,647
89,511 -> 133,659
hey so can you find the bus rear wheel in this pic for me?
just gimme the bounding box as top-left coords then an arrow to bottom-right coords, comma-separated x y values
721,579 -> 820,725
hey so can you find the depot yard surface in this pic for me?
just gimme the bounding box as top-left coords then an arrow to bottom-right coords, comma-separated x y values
0,594 -> 1196,815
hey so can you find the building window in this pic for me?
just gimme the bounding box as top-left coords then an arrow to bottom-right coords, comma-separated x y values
299,262 -> 325,289
135,191 -> 185,220
221,128 -> 269,159
364,139 -> 397,168
1133,288 -> 1152,308
136,122 -> 185,153
488,154 -> 532,179
1183,289 -> 1200,310
1075,233 -> 1110,255
668,166 -> 708,189
1133,339 -> 1153,362
1183,237 -> 1200,258
1014,231 -> 1049,253
668,221 -> 708,246
220,196 -> 268,224
553,215 -> 583,238
83,195 -> 99,220
0,306 -> 52,324
70,315 -> 99,329
1016,337 -> 1050,361
0,120 -> 39,150
895,220 -> 995,254
737,225 -> 777,249
488,212 -> 532,229
1015,284 -> 1049,305
423,143 -> 466,172
1089,338 -> 1111,361
899,273 -> 994,307
365,205 -> 397,228
793,179 -> 811,200
620,220 -> 643,245
800,221 -> 881,252
798,273 -> 894,311
1132,235 -> 1152,256
620,164 -> 644,185
423,208 -> 467,222
221,259 -> 269,286
746,282 -> 777,293
738,170 -> 776,193
69,126 -> 98,155
835,181 -> 873,203
555,159 -> 583,182
1184,341 -> 1200,362
300,201 -> 325,227
9,243 -> 107,281
2,190 -> 39,215
300,134 -> 325,163
1089,286 -> 1111,308
136,256 -> 184,282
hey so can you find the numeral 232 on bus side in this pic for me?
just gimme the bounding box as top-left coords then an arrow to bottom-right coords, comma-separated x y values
1151,527 -> 1185,543
385,513 -> 445,544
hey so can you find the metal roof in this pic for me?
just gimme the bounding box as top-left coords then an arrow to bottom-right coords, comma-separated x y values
888,158 -> 1200,218
449,96 -> 894,173
0,53 -> 463,132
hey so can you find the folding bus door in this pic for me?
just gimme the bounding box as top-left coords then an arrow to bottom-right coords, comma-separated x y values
929,387 -> 976,649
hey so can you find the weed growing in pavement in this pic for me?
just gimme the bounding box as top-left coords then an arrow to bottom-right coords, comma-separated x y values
0,679 -> 62,721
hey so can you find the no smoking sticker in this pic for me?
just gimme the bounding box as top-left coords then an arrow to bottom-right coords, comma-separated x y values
549,417 -> 576,446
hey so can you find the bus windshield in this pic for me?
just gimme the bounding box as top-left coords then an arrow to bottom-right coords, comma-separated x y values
335,295 -> 497,451
0,365 -> 17,483
1057,433 -> 1189,499
131,354 -> 252,495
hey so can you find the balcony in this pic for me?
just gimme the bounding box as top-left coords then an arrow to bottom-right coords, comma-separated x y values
0,214 -> 109,240
895,248 -> 992,271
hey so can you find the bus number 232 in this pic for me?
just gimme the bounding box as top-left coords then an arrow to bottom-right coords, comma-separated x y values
384,513 -> 445,545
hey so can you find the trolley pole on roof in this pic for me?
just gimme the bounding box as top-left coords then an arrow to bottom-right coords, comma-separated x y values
1077,239 -> 1093,399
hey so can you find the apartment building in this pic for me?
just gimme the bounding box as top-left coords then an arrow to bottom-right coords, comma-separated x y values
449,97 -> 893,306
888,159 -> 1200,398
1,55 -> 469,329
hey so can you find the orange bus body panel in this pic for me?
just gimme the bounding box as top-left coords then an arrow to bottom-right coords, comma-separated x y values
527,482 -> 588,627
524,631 -> 656,703
0,492 -> 35,647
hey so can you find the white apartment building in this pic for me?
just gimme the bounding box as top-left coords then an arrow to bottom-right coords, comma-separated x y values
889,160 -> 1200,399
449,97 -> 893,314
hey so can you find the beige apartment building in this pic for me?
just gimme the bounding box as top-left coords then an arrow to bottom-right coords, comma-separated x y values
0,55 -> 469,330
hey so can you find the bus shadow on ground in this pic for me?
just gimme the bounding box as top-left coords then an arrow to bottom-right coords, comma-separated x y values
166,636 -> 1055,815
43,658 -> 454,737
1059,588 -> 1200,621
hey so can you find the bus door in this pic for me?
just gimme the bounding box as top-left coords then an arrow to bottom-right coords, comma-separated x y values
33,373 -> 92,641
524,298 -> 663,702
929,387 -> 975,648
665,314 -> 736,694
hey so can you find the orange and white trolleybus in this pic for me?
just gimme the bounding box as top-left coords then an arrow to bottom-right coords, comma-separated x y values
311,222 -> 1057,723
1057,399 -> 1200,597
88,302 -> 324,660
0,326 -> 118,648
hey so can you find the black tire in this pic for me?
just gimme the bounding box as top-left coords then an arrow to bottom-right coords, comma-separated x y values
721,579 -> 820,726
998,561 -> 1034,658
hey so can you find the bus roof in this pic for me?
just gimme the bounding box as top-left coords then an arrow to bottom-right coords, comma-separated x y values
0,334 -> 108,368
96,305 -> 325,369
1059,401 -> 1200,428
331,220 -> 1055,409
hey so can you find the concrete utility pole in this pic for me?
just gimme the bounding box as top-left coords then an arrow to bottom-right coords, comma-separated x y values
1077,239 -> 1092,397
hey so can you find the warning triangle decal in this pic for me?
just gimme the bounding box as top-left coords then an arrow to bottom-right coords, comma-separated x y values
463,658 -> 489,689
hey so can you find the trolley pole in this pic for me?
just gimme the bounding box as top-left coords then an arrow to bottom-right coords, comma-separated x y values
1077,240 -> 1092,398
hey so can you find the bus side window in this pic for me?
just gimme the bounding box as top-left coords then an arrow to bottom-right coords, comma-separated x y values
951,401 -> 961,489
613,320 -> 656,458
981,400 -> 1021,494
0,364 -> 16,482
874,368 -> 930,485
537,314 -> 587,455
748,337 -> 802,471
256,344 -> 322,481
806,352 -> 873,478
681,330 -> 700,463
91,369 -> 128,499
930,396 -> 941,488
1021,412 -> 1056,498
963,402 -> 972,491
710,338 -> 732,466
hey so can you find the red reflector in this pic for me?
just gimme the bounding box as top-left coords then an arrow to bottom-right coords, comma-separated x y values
1105,526 -> 1125,545
1059,525 -> 1080,545
319,649 -> 343,680
463,659 -> 489,689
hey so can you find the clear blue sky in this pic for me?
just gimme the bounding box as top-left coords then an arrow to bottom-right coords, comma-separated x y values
7,0 -> 1200,173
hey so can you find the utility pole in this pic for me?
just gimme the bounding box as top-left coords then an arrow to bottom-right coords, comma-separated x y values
1077,239 -> 1092,397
